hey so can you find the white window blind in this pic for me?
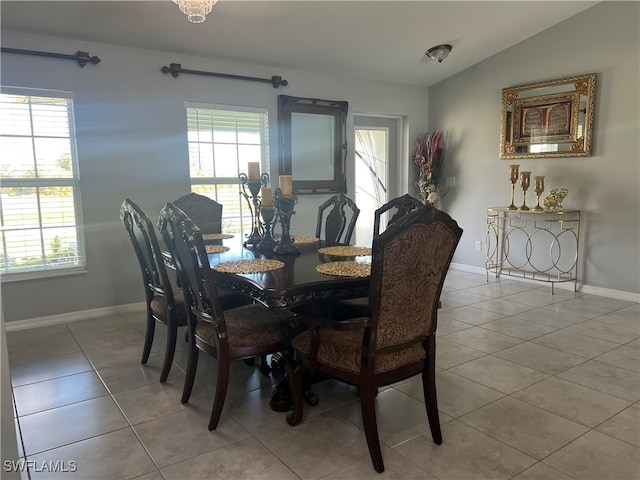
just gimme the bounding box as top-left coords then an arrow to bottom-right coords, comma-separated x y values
0,88 -> 85,278
185,104 -> 269,234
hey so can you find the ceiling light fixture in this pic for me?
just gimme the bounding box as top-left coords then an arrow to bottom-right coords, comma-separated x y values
425,44 -> 452,63
173,0 -> 218,24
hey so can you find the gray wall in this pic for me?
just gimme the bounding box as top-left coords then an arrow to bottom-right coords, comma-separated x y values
430,2 -> 639,294
2,2 -> 638,324
0,30 -> 429,323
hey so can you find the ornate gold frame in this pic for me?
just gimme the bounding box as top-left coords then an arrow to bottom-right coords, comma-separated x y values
500,73 -> 596,159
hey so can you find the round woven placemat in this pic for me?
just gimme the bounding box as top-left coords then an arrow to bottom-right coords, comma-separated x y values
202,233 -> 234,240
292,236 -> 320,244
273,235 -> 319,245
316,261 -> 371,278
205,245 -> 230,254
213,259 -> 285,274
318,245 -> 372,257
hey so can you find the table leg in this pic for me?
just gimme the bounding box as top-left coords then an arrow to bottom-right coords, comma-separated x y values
268,350 -> 319,413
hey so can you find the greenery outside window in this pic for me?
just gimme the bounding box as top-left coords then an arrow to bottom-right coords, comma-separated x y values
0,87 -> 86,279
185,103 -> 269,234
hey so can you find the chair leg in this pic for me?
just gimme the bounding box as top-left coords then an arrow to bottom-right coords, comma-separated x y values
181,337 -> 198,404
360,384 -> 384,473
259,355 -> 271,375
141,312 -> 155,365
160,322 -> 177,383
286,360 -> 304,426
423,334 -> 442,444
208,356 -> 230,431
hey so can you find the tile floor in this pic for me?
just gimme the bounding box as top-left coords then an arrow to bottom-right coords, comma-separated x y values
6,270 -> 640,479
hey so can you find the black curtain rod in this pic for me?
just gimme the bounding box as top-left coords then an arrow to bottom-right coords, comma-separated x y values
161,63 -> 288,88
1,47 -> 100,67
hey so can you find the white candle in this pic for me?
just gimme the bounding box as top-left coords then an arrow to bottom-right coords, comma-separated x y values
261,187 -> 272,207
279,175 -> 292,196
247,162 -> 260,180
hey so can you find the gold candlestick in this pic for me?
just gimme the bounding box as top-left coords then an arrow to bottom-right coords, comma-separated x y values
519,171 -> 531,211
508,165 -> 519,210
533,176 -> 545,211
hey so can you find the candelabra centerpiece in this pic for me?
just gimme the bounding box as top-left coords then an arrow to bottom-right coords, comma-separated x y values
257,205 -> 277,251
239,170 -> 269,246
273,187 -> 299,255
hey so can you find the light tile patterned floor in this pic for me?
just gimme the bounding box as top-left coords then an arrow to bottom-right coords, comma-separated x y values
6,271 -> 640,479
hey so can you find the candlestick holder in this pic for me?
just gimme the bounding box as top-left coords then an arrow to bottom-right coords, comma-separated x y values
533,176 -> 545,211
519,171 -> 531,211
273,188 -> 299,255
257,207 -> 277,251
239,172 -> 269,246
508,164 -> 519,210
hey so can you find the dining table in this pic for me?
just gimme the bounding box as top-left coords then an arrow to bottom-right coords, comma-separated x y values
210,237 -> 370,309
162,233 -> 373,411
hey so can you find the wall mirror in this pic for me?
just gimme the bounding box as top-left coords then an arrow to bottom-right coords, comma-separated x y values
278,95 -> 348,194
500,73 -> 596,159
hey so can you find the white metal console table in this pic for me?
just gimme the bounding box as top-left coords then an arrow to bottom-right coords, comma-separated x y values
485,207 -> 581,293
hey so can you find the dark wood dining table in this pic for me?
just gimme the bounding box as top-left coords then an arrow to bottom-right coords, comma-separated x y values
208,237 -> 371,311
163,234 -> 372,411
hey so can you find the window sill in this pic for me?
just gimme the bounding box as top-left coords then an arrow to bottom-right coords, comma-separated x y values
1,266 -> 88,283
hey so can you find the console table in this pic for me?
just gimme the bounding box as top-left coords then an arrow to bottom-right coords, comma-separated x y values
485,208 -> 581,293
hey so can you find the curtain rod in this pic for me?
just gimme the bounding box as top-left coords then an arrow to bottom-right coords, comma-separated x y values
1,47 -> 100,67
161,63 -> 288,88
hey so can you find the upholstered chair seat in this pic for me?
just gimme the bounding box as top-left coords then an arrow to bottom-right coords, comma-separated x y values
195,304 -> 291,349
150,290 -> 187,325
292,327 -> 426,374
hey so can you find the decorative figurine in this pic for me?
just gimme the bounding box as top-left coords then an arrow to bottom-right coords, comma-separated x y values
543,186 -> 569,213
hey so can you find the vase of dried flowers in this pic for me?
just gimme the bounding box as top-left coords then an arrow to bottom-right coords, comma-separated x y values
414,130 -> 445,204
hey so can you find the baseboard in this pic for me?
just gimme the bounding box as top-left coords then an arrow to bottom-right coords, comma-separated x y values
449,263 -> 640,303
4,302 -> 145,332
5,265 -> 639,333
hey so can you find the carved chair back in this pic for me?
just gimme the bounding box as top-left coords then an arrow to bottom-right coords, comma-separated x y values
120,198 -> 176,307
158,202 -> 226,343
373,194 -> 422,237
368,204 -> 462,355
315,193 -> 360,245
173,192 -> 223,235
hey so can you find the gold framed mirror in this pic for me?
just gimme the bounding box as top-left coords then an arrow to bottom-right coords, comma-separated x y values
278,95 -> 348,194
500,73 -> 596,159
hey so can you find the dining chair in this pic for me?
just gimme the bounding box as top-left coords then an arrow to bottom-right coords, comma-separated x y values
170,191 -> 257,354
373,193 -> 422,236
286,204 -> 463,473
315,192 -> 360,246
330,194 -> 423,320
173,192 -> 223,234
158,202 -> 295,430
120,198 -> 187,383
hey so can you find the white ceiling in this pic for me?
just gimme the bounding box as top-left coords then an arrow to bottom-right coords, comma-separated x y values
1,1 -> 598,87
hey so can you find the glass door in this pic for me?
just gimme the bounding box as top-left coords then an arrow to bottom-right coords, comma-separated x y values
354,115 -> 399,246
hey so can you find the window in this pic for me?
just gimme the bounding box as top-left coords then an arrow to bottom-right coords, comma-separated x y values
0,88 -> 85,279
185,103 -> 269,234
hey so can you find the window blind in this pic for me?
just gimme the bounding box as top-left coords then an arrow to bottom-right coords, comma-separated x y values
185,105 -> 269,234
0,90 -> 85,277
